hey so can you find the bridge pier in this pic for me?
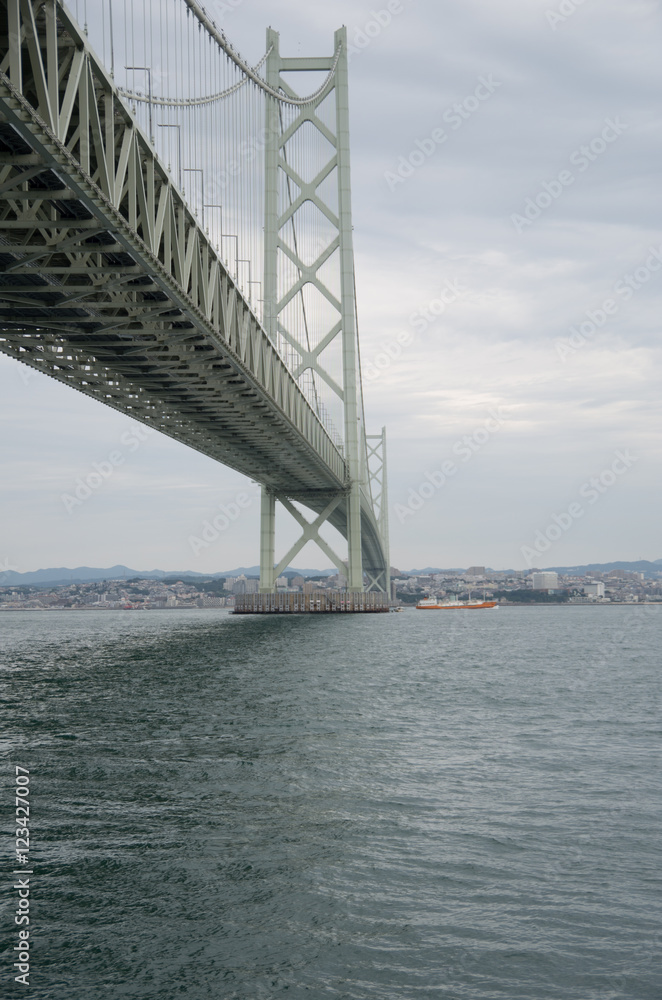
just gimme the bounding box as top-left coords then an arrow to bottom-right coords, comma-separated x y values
345,483 -> 364,591
259,487 -> 276,593
235,592 -> 389,614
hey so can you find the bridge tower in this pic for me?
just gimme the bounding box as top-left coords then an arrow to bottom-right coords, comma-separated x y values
260,27 -> 375,593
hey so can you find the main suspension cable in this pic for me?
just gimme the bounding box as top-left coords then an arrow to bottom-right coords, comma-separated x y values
180,0 -> 341,107
118,49 -> 272,107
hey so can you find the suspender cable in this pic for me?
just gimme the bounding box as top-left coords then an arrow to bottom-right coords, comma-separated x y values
180,0 -> 340,106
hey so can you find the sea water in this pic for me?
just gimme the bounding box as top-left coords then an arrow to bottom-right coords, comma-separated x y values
1,606 -> 660,999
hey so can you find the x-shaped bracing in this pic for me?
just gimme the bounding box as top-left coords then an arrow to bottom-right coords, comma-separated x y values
273,494 -> 347,580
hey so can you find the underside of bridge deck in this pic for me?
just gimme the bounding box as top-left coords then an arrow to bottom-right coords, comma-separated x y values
0,85 -> 345,497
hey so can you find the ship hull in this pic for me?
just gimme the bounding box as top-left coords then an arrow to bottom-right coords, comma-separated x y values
416,601 -> 498,610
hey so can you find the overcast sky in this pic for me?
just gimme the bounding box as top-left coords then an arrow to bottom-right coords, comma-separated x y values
2,0 -> 661,575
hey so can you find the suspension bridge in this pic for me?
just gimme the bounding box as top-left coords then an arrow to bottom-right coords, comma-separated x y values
0,0 -> 390,599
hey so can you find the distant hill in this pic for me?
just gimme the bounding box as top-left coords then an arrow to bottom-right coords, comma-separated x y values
0,565 -> 336,587
0,565 -> 175,587
2,559 -> 660,587
405,568 -> 466,575
406,560 -> 662,579
543,560 -> 662,579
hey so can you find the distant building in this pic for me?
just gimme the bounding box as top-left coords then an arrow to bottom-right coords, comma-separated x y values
291,576 -> 305,588
582,582 -> 605,598
531,572 -> 559,590
466,566 -> 486,577
610,569 -> 645,580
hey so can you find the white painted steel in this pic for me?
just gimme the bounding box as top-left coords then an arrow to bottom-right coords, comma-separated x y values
260,27 -> 387,592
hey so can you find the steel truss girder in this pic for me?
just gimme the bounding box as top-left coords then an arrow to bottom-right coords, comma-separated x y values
0,0 -> 346,495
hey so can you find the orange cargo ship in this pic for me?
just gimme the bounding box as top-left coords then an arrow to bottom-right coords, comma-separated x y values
416,597 -> 498,610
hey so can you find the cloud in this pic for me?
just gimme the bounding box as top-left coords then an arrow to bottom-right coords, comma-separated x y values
1,0 -> 660,571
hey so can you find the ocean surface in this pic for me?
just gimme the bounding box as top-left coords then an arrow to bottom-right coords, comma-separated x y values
1,606 -> 661,999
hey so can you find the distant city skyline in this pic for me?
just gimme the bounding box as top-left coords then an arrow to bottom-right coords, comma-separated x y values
2,557 -> 661,588
2,0 -> 660,574
3,561 -> 659,613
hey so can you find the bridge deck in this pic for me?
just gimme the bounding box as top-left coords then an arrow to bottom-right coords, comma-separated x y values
0,0 -> 346,495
